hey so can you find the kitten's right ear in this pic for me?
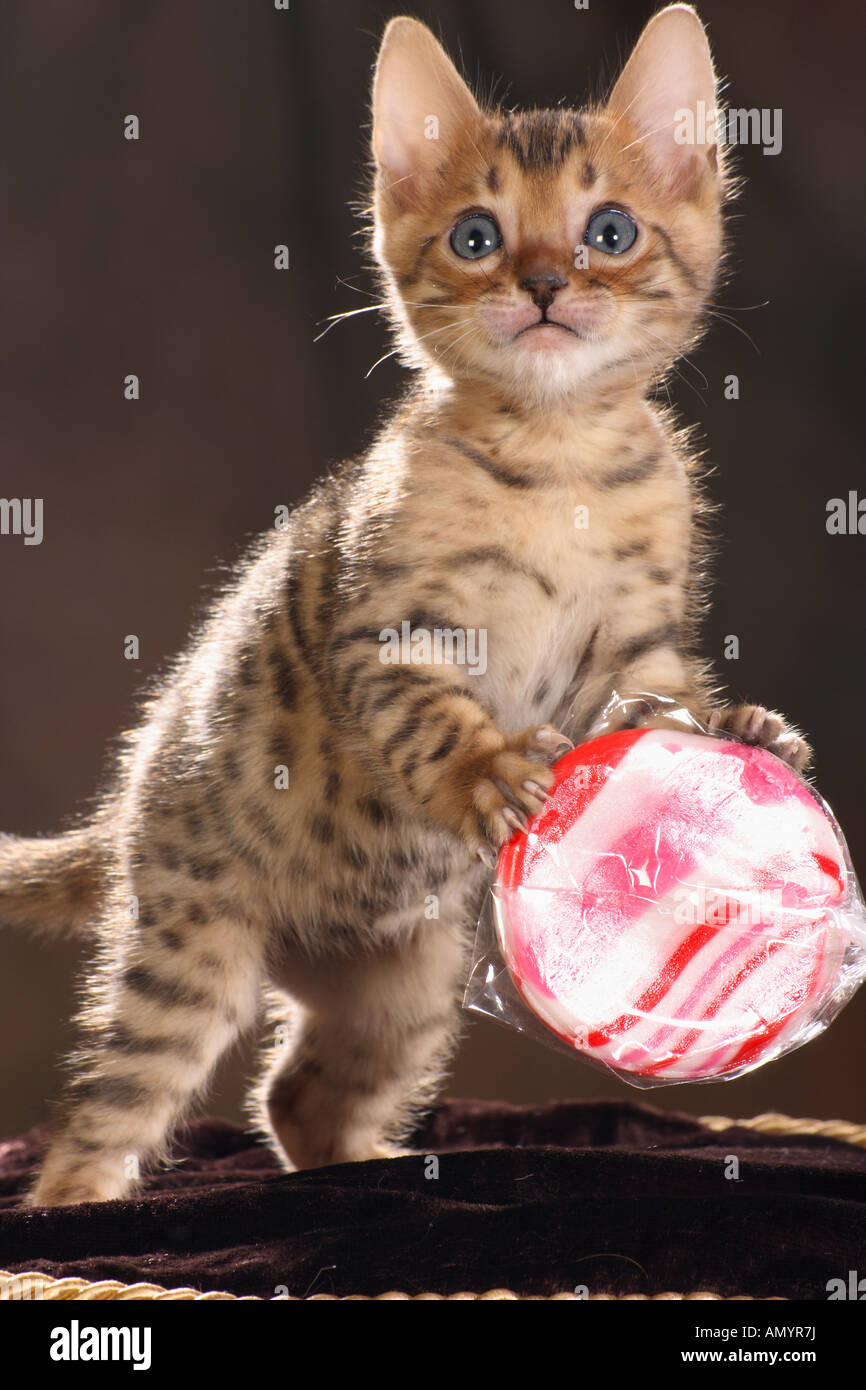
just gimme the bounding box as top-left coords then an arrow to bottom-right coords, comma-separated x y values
372,18 -> 480,207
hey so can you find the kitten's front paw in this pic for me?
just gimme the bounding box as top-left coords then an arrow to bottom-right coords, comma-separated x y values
462,724 -> 571,866
707,704 -> 812,774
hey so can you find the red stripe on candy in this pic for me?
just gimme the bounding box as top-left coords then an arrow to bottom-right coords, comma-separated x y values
586,921 -> 719,1048
497,729 -> 646,894
639,928 -> 815,1077
715,928 -> 829,1075
812,851 -> 845,896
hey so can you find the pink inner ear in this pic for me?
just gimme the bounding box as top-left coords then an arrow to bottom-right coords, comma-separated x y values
606,9 -> 718,195
374,102 -> 418,184
372,20 -> 480,186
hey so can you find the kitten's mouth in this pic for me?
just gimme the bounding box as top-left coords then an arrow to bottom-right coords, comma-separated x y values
513,318 -> 587,342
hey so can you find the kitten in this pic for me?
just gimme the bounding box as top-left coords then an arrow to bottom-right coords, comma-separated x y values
0,7 -> 809,1207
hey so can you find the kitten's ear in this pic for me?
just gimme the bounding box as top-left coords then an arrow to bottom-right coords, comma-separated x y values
607,4 -> 719,199
373,18 -> 480,206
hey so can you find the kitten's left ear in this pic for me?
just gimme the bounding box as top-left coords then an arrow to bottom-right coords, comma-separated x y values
373,18 -> 481,207
607,4 -> 719,199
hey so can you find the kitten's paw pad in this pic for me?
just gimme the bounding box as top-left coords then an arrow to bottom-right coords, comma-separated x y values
708,704 -> 812,773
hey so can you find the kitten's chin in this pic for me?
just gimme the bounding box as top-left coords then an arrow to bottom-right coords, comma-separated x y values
494,334 -> 632,403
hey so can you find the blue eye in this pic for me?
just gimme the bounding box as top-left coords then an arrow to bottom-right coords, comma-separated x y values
450,213 -> 502,260
585,208 -> 638,255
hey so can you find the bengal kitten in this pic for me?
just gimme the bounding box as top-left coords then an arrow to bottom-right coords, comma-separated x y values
1,7 -> 808,1206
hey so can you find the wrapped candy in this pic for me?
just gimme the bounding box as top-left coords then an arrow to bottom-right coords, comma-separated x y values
464,693 -> 866,1086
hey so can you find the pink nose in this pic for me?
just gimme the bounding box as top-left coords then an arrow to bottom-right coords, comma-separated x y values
520,274 -> 567,312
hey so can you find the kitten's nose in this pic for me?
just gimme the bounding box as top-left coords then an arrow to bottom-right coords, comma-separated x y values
520,273 -> 568,312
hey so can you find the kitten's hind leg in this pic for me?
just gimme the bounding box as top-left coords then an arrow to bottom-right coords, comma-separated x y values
254,917 -> 469,1171
28,895 -> 264,1207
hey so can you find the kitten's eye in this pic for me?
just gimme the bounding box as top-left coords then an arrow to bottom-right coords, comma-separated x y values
585,208 -> 638,255
449,213 -> 502,260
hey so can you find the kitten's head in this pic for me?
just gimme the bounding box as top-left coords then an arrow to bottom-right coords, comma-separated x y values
371,6 -> 727,405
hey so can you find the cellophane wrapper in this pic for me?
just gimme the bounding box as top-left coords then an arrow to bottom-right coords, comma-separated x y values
462,691 -> 866,1088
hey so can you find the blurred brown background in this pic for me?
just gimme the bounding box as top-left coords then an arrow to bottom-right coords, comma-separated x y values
1,0 -> 864,1137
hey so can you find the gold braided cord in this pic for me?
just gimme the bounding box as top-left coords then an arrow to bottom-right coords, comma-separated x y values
0,1271 -> 784,1302
698,1111 -> 866,1147
0,1273 -> 251,1302
1,1110 -> 861,1302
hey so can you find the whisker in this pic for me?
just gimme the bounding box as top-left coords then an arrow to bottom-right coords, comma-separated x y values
704,308 -> 761,354
334,277 -> 379,299
364,346 -> 400,378
432,323 -> 479,358
313,305 -> 382,342
706,300 -> 769,313
317,291 -> 467,345
363,312 -> 473,377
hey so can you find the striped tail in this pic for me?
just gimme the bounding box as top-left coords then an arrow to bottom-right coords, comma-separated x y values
0,827 -> 103,936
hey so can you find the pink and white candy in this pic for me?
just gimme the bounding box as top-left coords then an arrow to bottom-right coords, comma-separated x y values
496,728 -> 852,1081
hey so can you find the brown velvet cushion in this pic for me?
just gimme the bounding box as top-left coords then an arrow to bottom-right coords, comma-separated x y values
1,1099 -> 863,1299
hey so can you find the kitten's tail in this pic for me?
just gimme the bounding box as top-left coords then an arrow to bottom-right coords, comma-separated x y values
0,827 -> 104,936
